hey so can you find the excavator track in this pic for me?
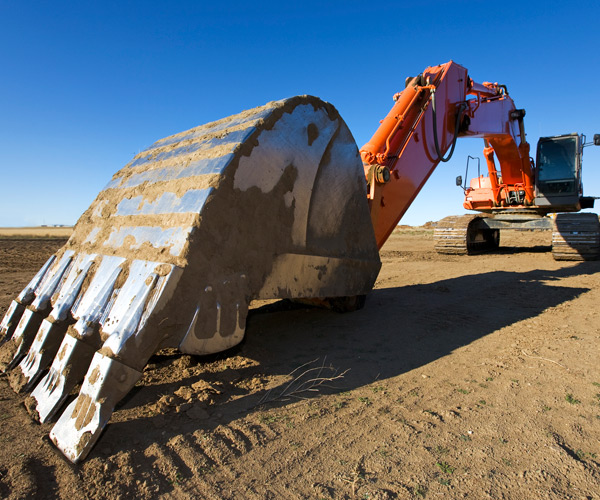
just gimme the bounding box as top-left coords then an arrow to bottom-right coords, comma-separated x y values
434,214 -> 499,255
551,213 -> 600,261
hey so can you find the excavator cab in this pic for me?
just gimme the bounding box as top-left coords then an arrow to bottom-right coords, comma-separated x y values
534,133 -> 585,211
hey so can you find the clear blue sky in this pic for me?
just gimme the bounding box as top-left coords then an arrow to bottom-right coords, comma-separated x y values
1,1 -> 599,227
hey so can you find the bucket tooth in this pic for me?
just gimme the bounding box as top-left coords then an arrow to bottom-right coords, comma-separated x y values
50,352 -> 142,463
0,308 -> 46,372
3,96 -> 381,462
18,256 -> 58,305
10,319 -> 68,393
30,333 -> 98,423
0,301 -> 26,343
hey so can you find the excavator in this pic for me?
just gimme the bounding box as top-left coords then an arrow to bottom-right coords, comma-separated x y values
434,119 -> 600,259
1,61 -> 598,463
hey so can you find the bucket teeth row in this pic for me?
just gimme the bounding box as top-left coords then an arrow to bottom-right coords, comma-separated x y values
2,252 -> 182,461
1,96 -> 381,462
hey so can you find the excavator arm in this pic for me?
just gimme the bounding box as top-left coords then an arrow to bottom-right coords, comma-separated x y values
360,60 -> 534,248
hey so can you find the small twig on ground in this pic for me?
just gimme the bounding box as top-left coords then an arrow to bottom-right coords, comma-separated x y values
521,349 -> 568,370
252,357 -> 349,408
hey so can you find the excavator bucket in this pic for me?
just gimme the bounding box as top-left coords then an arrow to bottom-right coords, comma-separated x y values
0,95 -> 381,462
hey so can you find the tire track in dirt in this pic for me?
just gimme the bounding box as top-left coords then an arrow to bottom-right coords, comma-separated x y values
219,424 -> 254,454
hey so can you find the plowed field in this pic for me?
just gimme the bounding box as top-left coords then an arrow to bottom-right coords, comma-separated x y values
1,228 -> 599,499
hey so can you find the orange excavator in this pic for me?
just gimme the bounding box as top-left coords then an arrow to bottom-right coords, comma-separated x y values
361,60 -> 600,259
1,60 -> 598,462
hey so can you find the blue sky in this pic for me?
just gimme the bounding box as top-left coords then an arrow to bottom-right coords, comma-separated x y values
1,1 -> 599,227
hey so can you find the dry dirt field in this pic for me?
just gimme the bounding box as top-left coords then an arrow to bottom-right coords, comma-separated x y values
0,227 -> 73,239
1,228 -> 599,499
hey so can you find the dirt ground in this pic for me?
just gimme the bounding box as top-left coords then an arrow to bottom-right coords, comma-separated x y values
1,228 -> 599,499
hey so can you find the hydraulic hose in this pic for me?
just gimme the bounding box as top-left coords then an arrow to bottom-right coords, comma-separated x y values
431,90 -> 467,163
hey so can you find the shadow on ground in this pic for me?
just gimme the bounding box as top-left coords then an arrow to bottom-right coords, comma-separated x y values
100,261 -> 598,461
493,244 -> 551,254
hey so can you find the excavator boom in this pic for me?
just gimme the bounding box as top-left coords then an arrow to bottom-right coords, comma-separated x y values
361,61 -> 470,247
360,61 -> 535,249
